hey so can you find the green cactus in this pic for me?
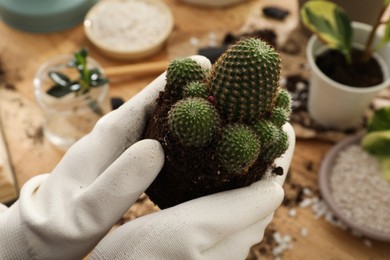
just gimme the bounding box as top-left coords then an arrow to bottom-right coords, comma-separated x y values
217,124 -> 261,174
168,97 -> 220,147
276,89 -> 291,112
207,38 -> 281,123
166,58 -> 208,100
261,128 -> 289,162
269,107 -> 289,128
251,120 -> 279,147
184,81 -> 209,99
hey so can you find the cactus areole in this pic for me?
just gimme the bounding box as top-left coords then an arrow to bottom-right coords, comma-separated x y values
144,38 -> 291,209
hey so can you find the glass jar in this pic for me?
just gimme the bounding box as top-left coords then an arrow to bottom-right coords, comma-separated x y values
34,54 -> 110,151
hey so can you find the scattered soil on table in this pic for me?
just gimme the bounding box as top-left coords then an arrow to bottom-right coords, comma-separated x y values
0,57 -> 19,90
0,59 -> 16,90
316,49 -> 383,88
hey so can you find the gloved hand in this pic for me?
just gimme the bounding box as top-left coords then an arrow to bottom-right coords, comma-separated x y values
0,55 -> 211,260
90,124 -> 295,260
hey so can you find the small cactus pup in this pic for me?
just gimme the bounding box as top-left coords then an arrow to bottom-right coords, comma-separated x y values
143,37 -> 292,209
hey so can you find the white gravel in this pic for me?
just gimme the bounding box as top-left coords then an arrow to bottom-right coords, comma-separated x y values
330,145 -> 390,235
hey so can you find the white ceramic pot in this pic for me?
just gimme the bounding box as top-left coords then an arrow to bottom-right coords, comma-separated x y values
306,22 -> 390,129
179,0 -> 247,7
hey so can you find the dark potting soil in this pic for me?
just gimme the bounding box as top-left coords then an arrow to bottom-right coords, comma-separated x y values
144,90 -> 276,209
315,48 -> 383,88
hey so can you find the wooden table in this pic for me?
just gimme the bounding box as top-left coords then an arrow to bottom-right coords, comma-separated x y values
0,0 -> 389,259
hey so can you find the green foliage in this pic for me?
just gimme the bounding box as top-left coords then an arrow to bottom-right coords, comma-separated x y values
301,0 -> 390,63
362,131 -> 390,156
208,38 -> 281,123
361,107 -> 390,180
168,97 -> 220,147
184,81 -> 209,98
166,58 -> 208,101
301,0 -> 352,62
217,124 -> 261,174
47,48 -> 108,98
367,107 -> 390,132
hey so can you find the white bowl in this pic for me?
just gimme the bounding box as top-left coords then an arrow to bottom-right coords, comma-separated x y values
84,0 -> 174,60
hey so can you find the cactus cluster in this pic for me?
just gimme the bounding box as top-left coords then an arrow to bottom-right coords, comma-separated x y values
165,58 -> 209,101
165,38 -> 291,175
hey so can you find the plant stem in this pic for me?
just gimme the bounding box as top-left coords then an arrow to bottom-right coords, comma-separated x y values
361,4 -> 389,63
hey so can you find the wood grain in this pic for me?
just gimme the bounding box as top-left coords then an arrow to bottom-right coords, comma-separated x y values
0,0 -> 389,259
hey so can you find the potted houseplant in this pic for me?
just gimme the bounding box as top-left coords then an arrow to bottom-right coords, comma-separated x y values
34,48 -> 110,151
299,0 -> 384,27
143,38 -> 295,209
301,0 -> 390,129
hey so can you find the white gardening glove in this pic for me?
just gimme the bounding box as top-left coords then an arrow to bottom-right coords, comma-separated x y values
0,56 -> 211,260
90,124 -> 295,260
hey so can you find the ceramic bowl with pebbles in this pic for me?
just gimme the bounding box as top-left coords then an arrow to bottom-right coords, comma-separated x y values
84,0 -> 174,60
319,132 -> 390,242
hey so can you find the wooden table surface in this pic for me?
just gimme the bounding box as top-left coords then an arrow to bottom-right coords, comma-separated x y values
0,0 -> 389,259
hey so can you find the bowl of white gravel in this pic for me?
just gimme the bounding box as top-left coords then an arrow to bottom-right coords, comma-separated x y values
84,0 -> 174,60
319,132 -> 390,242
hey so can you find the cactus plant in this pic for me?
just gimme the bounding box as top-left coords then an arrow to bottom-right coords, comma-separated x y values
217,125 -> 261,174
207,38 -> 281,123
165,58 -> 208,100
144,38 -> 291,209
270,106 -> 289,128
184,81 -> 209,99
168,98 -> 220,147
261,128 -> 289,162
276,89 -> 292,112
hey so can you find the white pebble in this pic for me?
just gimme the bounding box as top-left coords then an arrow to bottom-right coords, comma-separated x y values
208,32 -> 218,46
288,208 -> 297,218
299,198 -> 313,208
300,227 -> 309,237
303,187 -> 313,196
189,37 -> 199,46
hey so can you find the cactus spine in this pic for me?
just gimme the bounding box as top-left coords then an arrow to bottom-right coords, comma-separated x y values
166,58 -> 208,100
168,98 -> 220,147
184,81 -> 209,99
207,38 -> 281,124
217,125 -> 261,174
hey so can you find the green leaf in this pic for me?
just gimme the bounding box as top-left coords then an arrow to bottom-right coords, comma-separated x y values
375,20 -> 390,51
47,85 -> 72,98
380,157 -> 390,180
48,71 -> 70,87
90,78 -> 109,87
301,0 -> 352,61
367,107 -> 390,132
361,130 -> 390,156
384,0 -> 390,5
